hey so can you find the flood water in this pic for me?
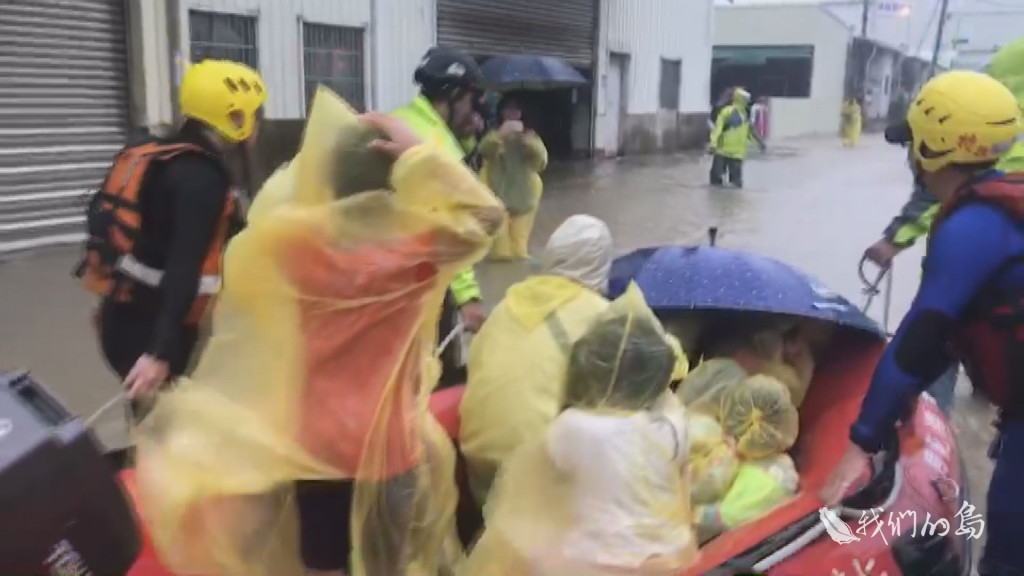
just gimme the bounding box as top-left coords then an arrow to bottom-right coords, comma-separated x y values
0,134 -> 994,563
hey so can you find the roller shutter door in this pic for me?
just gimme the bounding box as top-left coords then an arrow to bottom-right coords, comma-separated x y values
437,0 -> 597,67
0,0 -> 130,252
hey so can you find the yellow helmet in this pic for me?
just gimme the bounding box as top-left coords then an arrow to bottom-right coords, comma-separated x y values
178,59 -> 267,143
905,70 -> 1020,172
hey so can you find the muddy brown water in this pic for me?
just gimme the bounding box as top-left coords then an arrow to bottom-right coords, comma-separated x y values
0,134 -> 993,565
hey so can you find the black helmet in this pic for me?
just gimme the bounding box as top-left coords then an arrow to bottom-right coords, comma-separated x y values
414,46 -> 484,95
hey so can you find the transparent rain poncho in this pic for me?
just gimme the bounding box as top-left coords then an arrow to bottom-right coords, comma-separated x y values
480,131 -> 547,216
460,284 -> 697,576
678,357 -> 748,417
687,413 -> 740,505
721,375 -> 799,459
132,87 -> 503,576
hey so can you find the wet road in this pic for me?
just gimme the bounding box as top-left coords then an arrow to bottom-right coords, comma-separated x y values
0,134 -> 994,559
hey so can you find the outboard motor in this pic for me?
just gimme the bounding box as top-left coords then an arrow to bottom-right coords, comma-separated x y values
0,371 -> 139,575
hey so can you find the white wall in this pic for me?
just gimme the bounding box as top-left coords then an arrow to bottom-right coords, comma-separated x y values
594,0 -> 714,150
372,0 -> 435,113
864,49 -> 895,120
946,6 -> 1024,69
177,0 -> 372,119
714,4 -> 852,139
603,0 -> 713,115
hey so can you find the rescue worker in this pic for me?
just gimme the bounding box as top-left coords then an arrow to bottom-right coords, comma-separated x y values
75,59 -> 265,420
708,87 -> 734,133
480,95 -> 549,261
820,70 -> 1024,576
861,35 -> 1024,415
459,215 -> 614,505
841,97 -> 862,147
709,87 -> 766,188
132,95 -> 504,576
391,46 -> 489,381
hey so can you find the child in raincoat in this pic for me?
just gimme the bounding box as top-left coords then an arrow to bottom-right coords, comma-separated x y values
841,97 -> 862,147
479,95 -> 548,260
132,92 -> 504,576
459,214 -> 614,505
460,286 -> 697,576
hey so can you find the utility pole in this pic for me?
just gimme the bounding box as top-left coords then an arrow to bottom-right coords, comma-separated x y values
929,0 -> 952,77
861,0 -> 870,37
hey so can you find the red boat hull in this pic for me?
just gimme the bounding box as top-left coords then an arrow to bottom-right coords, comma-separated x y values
120,336 -> 967,576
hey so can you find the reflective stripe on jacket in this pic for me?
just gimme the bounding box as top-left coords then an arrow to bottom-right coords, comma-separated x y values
392,95 -> 482,304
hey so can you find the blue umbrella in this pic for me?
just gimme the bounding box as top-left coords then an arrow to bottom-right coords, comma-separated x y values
480,54 -> 589,91
608,244 -> 884,338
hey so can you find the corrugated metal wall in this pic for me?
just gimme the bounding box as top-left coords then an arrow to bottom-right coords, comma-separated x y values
373,0 -> 435,112
179,0 -> 372,118
0,0 -> 131,252
604,0 -> 713,114
437,0 -> 597,66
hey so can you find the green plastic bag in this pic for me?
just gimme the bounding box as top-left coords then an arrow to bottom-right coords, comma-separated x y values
694,454 -> 799,543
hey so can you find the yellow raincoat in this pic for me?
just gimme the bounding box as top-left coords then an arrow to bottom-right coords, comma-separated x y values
460,285 -> 697,576
459,214 -> 613,504
841,98 -> 862,147
132,88 -> 503,576
710,89 -> 753,160
246,162 -> 292,223
479,129 -> 548,260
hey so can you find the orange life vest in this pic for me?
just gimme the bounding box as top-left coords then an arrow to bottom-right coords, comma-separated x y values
930,173 -> 1024,413
932,172 -> 1024,230
74,141 -> 233,325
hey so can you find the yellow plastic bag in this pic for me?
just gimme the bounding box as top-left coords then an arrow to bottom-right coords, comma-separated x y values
460,284 -> 697,575
694,454 -> 799,542
133,87 -> 503,576
721,375 -> 799,459
687,414 -> 739,505
677,357 -> 748,417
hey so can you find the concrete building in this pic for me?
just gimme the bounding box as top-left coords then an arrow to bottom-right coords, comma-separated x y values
713,3 -> 854,139
0,0 -> 715,251
947,1 -> 1024,70
594,0 -> 715,156
711,0 -> 954,138
1,0 -> 385,252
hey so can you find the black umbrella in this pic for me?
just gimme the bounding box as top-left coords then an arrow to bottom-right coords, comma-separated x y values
480,54 -> 588,91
